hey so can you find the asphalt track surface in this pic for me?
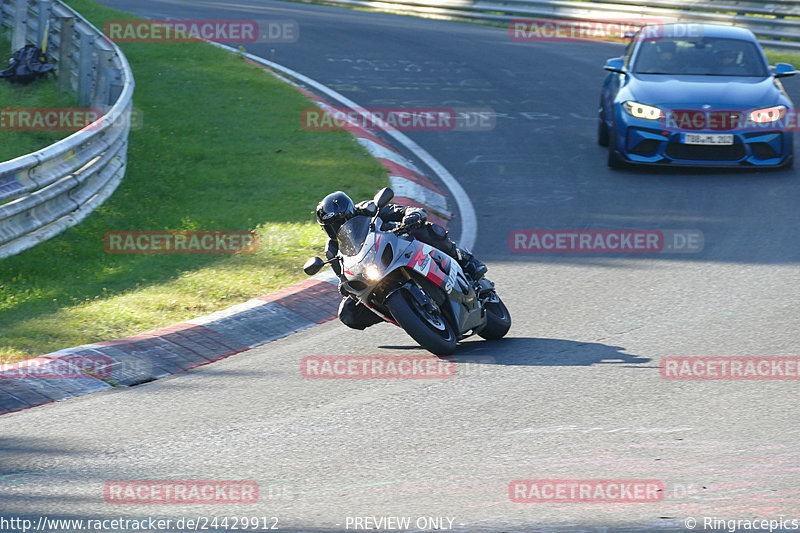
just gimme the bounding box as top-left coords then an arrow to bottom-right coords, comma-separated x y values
2,1 -> 800,531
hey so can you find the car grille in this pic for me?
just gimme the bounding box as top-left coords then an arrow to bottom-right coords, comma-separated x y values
665,142 -> 745,162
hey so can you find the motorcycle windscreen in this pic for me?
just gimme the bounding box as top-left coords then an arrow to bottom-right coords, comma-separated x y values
336,216 -> 372,256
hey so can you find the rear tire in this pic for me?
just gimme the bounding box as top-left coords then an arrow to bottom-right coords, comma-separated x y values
477,298 -> 511,340
386,290 -> 457,355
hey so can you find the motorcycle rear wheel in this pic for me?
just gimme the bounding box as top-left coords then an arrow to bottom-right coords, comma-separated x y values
386,290 -> 457,355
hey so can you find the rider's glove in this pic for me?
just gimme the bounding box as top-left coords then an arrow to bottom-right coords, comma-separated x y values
402,211 -> 423,228
355,200 -> 378,216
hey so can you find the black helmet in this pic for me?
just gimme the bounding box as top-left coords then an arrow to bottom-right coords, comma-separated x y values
316,191 -> 355,237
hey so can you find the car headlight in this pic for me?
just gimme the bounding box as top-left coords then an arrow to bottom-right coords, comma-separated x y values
623,101 -> 662,120
363,264 -> 381,281
749,105 -> 787,124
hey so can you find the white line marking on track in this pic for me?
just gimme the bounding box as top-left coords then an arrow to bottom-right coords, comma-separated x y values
389,176 -> 451,216
355,138 -> 422,173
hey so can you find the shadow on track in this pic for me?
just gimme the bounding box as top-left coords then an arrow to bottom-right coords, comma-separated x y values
380,337 -> 651,367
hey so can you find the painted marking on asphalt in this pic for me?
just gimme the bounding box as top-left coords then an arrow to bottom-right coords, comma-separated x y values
388,176 -> 451,216
355,137 -> 422,173
504,426 -> 695,435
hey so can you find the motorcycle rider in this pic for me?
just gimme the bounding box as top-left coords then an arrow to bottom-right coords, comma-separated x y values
316,190 -> 486,330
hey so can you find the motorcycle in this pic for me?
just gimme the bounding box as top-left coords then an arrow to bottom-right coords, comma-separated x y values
303,187 -> 511,355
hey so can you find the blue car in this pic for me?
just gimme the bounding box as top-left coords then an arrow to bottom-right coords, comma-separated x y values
599,24 -> 796,168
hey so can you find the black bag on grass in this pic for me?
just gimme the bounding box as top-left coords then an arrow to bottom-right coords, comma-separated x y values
0,44 -> 55,84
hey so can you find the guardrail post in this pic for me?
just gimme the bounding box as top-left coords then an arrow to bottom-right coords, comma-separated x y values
12,0 -> 27,49
77,27 -> 94,107
92,47 -> 115,109
36,0 -> 50,49
106,63 -> 123,108
56,14 -> 73,90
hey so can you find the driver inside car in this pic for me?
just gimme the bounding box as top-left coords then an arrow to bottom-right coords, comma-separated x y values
315,190 -> 486,330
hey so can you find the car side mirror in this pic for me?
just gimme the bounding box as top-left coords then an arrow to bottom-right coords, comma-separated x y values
303,256 -> 325,276
603,57 -> 626,74
774,63 -> 797,78
374,187 -> 394,209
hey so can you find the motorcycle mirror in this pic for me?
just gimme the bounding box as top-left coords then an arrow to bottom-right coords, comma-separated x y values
303,256 -> 325,276
374,187 -> 394,209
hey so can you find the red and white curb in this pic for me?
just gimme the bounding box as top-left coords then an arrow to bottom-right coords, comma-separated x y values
248,53 -> 454,227
223,43 -> 476,247
0,50 -> 467,416
293,85 -> 452,226
0,276 -> 340,414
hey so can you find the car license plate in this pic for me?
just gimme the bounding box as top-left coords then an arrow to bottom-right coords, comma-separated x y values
681,133 -> 734,145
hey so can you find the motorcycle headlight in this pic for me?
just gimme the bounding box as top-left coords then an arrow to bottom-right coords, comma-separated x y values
363,264 -> 381,281
749,105 -> 787,124
623,101 -> 662,120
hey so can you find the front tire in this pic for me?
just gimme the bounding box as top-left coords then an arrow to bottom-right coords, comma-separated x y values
598,119 -> 610,147
386,290 -> 457,355
598,103 -> 610,147
477,298 -> 511,340
607,125 -> 626,169
782,150 -> 794,169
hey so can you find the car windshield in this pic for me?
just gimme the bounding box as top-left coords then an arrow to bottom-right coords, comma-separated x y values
633,36 -> 768,77
336,215 -> 372,256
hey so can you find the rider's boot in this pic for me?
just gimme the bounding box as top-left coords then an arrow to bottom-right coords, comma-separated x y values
456,247 -> 487,279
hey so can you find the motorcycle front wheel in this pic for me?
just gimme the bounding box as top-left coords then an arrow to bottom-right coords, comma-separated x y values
386,290 -> 457,355
477,297 -> 511,340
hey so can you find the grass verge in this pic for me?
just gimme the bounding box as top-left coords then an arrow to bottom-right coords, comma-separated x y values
764,50 -> 800,66
0,0 -> 388,363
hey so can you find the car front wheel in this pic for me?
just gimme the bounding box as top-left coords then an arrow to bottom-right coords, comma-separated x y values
782,149 -> 794,169
607,125 -> 626,169
598,105 -> 610,147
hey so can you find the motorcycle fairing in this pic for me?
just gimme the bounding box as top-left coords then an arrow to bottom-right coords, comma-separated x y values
337,216 -> 485,335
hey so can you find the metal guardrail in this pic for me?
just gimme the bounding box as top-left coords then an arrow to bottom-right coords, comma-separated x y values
300,0 -> 800,51
0,0 -> 133,259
